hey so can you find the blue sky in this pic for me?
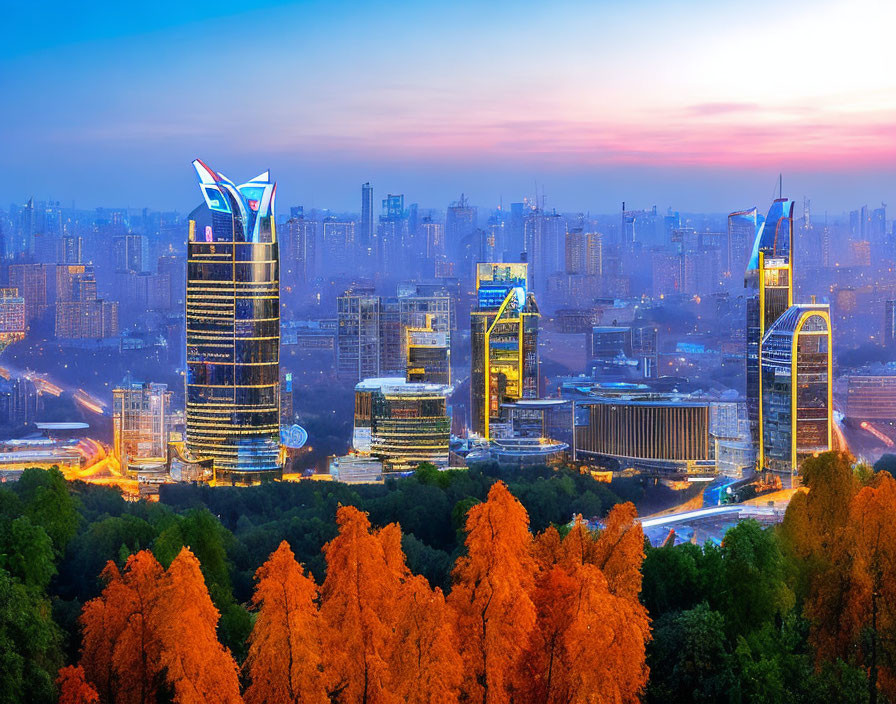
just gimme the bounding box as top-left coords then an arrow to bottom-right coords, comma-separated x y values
2,0 -> 894,213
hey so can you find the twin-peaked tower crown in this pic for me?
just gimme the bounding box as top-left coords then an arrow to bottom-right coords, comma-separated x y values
185,160 -> 281,484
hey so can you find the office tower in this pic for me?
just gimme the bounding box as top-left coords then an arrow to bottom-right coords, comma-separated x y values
112,379 -> 173,471
745,198 -> 794,445
421,217 -> 445,259
282,214 -> 316,288
337,292 -> 383,380
360,182 -> 374,249
57,235 -> 83,264
186,159 -> 281,484
9,263 -> 48,326
0,289 -> 25,352
507,202 -> 526,259
352,378 -> 451,472
727,207 -> 757,279
321,219 -> 355,269
760,304 -> 832,478
524,209 -> 566,293
157,252 -> 184,309
280,370 -> 293,424
55,265 -> 118,339
886,300 -> 896,347
112,234 -> 148,273
565,230 -> 603,275
406,315 -> 450,385
470,263 -> 539,438
377,194 -> 408,272
337,290 -> 451,381
446,194 -> 475,260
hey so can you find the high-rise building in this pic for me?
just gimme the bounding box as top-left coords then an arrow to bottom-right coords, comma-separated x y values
352,377 -> 451,472
885,300 -> 896,347
57,235 -> 83,265
406,315 -> 450,385
337,290 -> 451,381
746,198 -> 794,445
360,182 -> 374,249
112,234 -> 148,273
112,379 -> 173,471
760,304 -> 832,478
470,263 -> 539,438
0,288 -> 25,351
186,159 -> 281,484
727,207 -> 757,280
9,263 -> 48,326
282,214 -> 316,289
54,264 -> 118,339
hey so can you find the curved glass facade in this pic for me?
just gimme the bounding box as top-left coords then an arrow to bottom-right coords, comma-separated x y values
186,160 -> 281,484
760,305 -> 832,476
746,198 -> 794,445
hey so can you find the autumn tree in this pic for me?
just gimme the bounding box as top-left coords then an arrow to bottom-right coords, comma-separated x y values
57,666 -> 99,704
382,523 -> 462,704
522,509 -> 650,704
319,506 -> 399,704
152,547 -> 242,704
448,481 -> 537,704
243,541 -> 327,704
80,551 -> 164,704
840,471 -> 896,704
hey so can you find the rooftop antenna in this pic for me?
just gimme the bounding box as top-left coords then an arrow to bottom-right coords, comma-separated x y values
779,173 -> 783,199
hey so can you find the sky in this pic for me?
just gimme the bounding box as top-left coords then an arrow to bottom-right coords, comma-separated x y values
1,0 -> 894,214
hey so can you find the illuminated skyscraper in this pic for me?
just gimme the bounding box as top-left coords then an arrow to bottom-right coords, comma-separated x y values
186,159 -> 281,484
760,304 -> 832,479
746,198 -> 794,445
470,263 -> 539,438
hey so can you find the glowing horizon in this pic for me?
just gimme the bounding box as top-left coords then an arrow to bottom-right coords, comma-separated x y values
1,0 -> 894,211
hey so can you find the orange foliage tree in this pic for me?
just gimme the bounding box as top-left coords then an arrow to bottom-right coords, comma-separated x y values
841,472 -> 896,704
56,665 -> 99,704
243,541 -> 327,704
79,551 -> 164,704
152,547 -> 242,704
319,506 -> 400,704
448,481 -> 537,704
522,508 -> 650,704
379,519 -> 462,704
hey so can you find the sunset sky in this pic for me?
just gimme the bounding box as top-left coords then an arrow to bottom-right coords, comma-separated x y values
2,0 -> 894,212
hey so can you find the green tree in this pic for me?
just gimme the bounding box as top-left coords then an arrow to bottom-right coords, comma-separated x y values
720,520 -> 794,637
14,467 -> 79,554
0,567 -> 61,704
0,516 -> 55,591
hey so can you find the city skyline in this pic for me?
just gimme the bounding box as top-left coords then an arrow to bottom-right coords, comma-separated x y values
2,0 -> 895,211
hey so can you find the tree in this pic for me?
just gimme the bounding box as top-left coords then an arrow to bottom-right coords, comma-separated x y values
0,515 -> 55,591
153,547 -> 242,704
719,520 -> 794,637
56,666 -> 99,704
448,481 -> 537,704
15,467 -> 79,554
319,506 -> 399,704
389,574 -> 463,704
0,567 -> 61,704
243,541 -> 327,704
79,551 -> 165,704
522,514 -> 650,704
840,471 -> 896,703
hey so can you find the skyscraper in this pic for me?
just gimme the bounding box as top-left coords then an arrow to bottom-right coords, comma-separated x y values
360,182 -> 374,249
186,159 -> 281,484
760,304 -> 832,479
746,198 -> 794,445
727,207 -> 757,280
470,263 -> 539,438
